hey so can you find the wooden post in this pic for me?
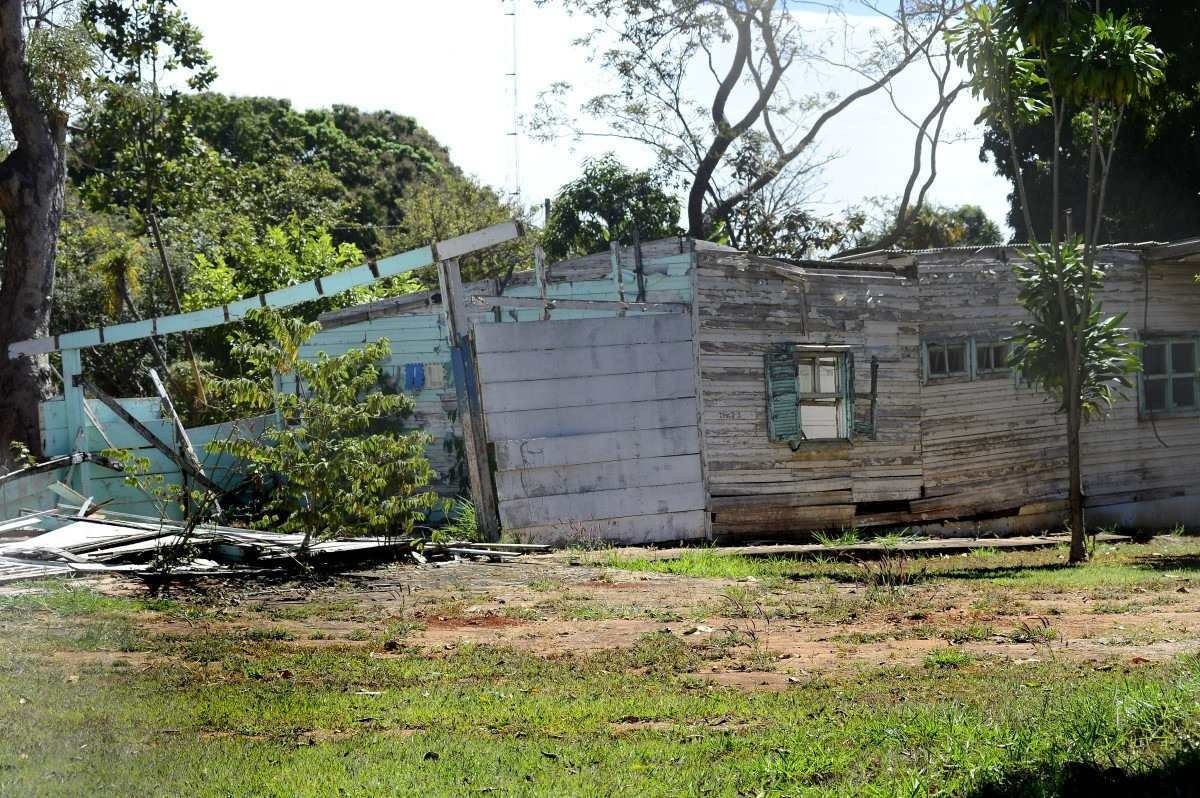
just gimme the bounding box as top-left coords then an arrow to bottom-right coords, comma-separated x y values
437,257 -> 501,540
148,368 -> 222,518
533,245 -> 549,321
60,348 -> 91,499
632,227 -> 646,303
684,237 -> 713,541
79,376 -> 224,495
609,241 -> 626,317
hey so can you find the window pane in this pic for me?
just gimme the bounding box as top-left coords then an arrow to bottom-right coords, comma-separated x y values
1146,378 -> 1167,411
818,359 -> 838,392
1144,343 -> 1167,376
1173,377 -> 1196,408
928,346 -> 946,376
976,345 -> 992,371
801,401 -> 839,438
992,343 -> 1009,369
946,343 -> 966,374
1172,342 -> 1196,374
797,359 -> 815,394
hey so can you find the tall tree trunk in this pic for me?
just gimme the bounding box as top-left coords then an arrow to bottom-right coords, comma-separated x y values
0,0 -> 70,465
1066,396 -> 1086,563
0,146 -> 66,463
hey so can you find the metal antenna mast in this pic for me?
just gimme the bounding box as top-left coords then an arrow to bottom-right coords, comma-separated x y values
504,0 -> 521,206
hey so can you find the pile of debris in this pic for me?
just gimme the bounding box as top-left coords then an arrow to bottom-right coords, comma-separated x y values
0,508 -> 549,586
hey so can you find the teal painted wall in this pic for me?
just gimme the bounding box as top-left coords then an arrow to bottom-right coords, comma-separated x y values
19,250 -> 694,519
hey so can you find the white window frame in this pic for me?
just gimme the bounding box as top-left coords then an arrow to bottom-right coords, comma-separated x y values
794,348 -> 851,441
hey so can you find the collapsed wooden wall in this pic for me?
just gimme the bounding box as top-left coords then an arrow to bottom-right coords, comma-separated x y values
301,238 -> 697,498
36,396 -> 268,518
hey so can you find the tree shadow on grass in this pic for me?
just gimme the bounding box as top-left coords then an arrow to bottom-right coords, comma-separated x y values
926,562 -> 1078,582
966,750 -> 1200,798
788,561 -> 1078,586
1133,554 -> 1200,573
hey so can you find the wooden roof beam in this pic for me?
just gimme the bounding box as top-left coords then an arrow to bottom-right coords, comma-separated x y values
8,220 -> 523,358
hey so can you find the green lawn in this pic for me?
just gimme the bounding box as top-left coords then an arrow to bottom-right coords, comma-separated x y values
3,542 -> 1200,796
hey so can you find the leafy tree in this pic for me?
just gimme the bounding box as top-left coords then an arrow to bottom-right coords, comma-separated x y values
209,309 -> 438,549
952,0 -> 1163,563
184,217 -> 367,311
387,171 -> 531,283
180,217 -> 419,392
858,203 -> 1003,250
79,0 -> 215,218
0,0 -> 98,462
73,93 -> 460,256
543,154 -> 681,261
535,0 -> 964,240
51,191 -> 162,395
981,3 -> 1200,242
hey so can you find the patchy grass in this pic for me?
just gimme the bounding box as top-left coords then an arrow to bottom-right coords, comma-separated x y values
603,537 -> 1200,595
924,647 -> 975,669
599,548 -> 798,584
3,590 -> 1200,796
7,537 -> 1200,796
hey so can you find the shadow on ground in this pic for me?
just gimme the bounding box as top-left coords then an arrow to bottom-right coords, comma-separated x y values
968,751 -> 1200,798
1135,554 -> 1200,572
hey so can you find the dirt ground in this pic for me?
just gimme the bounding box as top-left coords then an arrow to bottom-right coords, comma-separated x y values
55,536 -> 1200,686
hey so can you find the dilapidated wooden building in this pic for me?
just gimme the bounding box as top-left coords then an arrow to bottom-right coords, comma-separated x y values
9,223 -> 1200,544
295,235 -> 1200,543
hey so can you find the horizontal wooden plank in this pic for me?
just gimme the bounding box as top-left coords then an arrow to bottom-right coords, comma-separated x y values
483,369 -> 694,413
485,397 -> 698,440
474,313 -> 692,354
494,454 -> 701,500
493,426 -> 700,470
505,509 -> 707,545
499,482 -> 706,528
477,341 -> 694,384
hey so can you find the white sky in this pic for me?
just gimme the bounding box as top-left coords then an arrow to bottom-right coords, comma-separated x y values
176,0 -> 1013,235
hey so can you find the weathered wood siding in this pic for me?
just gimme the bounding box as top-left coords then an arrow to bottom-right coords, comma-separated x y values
695,245 -> 1200,536
694,251 -> 922,537
476,313 -> 707,544
1082,256 -> 1200,520
914,252 -> 1069,519
301,239 -> 697,497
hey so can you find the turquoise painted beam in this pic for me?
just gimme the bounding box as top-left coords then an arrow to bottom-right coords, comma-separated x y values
8,221 -> 522,358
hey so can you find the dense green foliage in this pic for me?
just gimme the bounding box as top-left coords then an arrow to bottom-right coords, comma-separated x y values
858,203 -> 1004,250
543,154 -> 682,260
207,310 -> 437,546
72,92 -> 456,255
1010,242 -> 1139,419
386,172 -> 532,284
980,1 -> 1190,242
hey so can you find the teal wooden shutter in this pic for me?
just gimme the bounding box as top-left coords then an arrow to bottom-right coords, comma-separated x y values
765,345 -> 800,442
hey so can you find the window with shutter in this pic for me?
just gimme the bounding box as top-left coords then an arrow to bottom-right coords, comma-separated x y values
765,345 -> 854,443
764,345 -> 800,442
